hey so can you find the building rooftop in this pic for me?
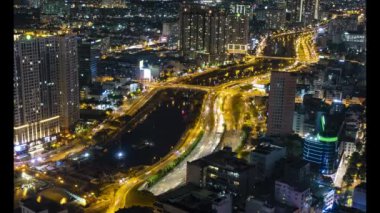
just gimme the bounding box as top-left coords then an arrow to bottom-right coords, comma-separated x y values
189,149 -> 252,172
274,201 -> 299,212
345,30 -> 365,35
285,158 -> 309,170
20,197 -> 67,212
116,206 -> 153,213
157,183 -> 227,213
276,178 -> 310,192
252,143 -> 285,155
14,29 -> 74,41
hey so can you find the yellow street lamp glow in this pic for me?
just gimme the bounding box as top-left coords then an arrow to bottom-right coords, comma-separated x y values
23,188 -> 28,197
60,197 -> 67,205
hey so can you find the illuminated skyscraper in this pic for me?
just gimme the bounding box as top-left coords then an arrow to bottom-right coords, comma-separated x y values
226,4 -> 250,54
179,4 -> 228,63
267,71 -> 297,136
41,0 -> 70,17
179,4 -> 250,63
255,7 -> 286,30
14,32 -> 80,157
58,35 -> 80,130
303,113 -> 341,174
286,0 -> 319,24
77,38 -> 101,87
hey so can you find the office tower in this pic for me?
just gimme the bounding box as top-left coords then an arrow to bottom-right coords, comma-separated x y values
303,134 -> 338,174
58,35 -> 80,130
179,4 -> 228,63
14,32 -> 80,157
303,113 -> 341,174
267,71 -> 297,136
77,38 -> 101,87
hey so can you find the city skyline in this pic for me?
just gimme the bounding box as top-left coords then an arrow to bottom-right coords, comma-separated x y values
11,0 -> 366,212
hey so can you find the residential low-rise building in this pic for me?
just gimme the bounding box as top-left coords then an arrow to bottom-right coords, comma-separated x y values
186,149 -> 255,199
274,180 -> 311,210
248,143 -> 286,181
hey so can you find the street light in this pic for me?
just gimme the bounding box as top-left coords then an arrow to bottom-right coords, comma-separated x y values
116,151 -> 125,159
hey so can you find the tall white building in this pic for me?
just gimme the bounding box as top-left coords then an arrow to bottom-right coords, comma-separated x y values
14,32 -> 80,157
293,110 -> 306,137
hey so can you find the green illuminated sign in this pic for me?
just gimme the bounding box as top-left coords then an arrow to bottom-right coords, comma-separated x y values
317,134 -> 338,143
321,115 -> 325,132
